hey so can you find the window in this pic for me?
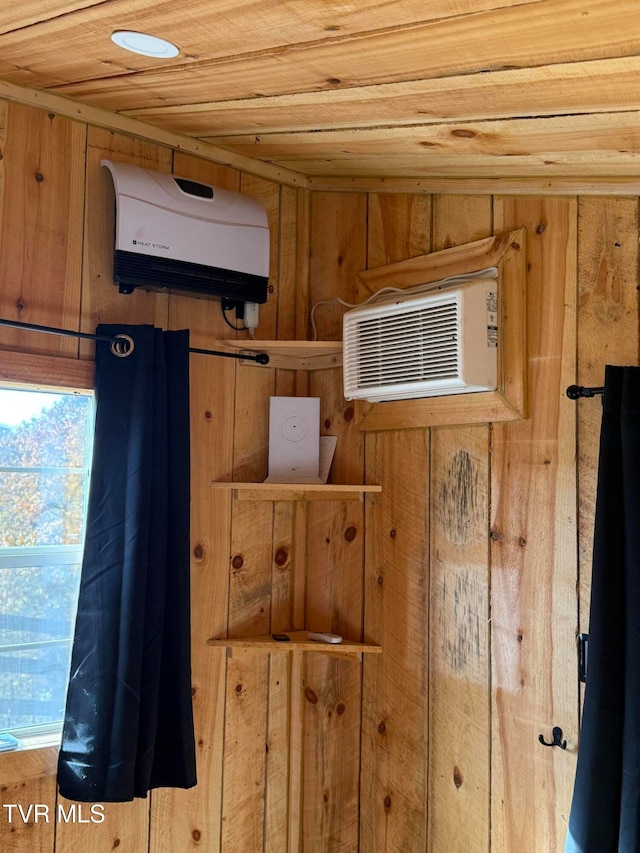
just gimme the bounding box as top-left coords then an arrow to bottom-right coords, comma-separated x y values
0,385 -> 93,744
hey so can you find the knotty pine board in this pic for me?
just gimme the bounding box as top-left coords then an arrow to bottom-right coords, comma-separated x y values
490,197 -> 578,852
359,193 -> 430,853
132,57 -> 640,138
427,195 -> 492,853
0,101 -> 85,357
303,191 -> 366,851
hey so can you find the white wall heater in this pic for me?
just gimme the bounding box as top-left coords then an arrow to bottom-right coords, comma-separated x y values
343,277 -> 498,403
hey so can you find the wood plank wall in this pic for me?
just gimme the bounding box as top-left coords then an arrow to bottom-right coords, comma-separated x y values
0,98 -> 638,853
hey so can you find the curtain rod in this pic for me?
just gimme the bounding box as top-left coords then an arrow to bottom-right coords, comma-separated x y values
566,384 -> 604,399
0,318 -> 270,365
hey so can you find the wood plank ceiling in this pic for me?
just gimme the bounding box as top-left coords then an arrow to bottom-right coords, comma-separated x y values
2,0 -> 640,179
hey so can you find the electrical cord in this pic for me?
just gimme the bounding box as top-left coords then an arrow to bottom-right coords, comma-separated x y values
309,267 -> 498,340
220,301 -> 246,332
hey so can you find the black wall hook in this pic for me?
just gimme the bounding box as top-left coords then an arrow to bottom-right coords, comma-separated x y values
538,726 -> 567,749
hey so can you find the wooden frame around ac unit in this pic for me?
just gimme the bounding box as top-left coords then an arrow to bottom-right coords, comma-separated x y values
353,227 -> 528,431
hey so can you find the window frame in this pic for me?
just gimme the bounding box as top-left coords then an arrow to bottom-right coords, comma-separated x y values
0,349 -> 94,782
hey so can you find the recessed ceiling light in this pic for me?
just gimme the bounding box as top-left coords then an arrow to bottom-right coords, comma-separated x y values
111,30 -> 179,58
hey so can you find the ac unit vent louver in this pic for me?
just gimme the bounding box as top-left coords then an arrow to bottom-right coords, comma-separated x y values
343,278 -> 498,402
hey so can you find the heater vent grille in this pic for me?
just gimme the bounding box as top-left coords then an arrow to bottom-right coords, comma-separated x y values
343,278 -> 498,402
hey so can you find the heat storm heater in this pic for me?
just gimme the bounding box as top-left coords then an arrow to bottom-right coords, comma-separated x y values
343,277 -> 499,403
102,159 -> 270,304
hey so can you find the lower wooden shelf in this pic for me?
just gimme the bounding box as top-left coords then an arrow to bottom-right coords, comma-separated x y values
207,631 -> 382,661
211,482 -> 381,502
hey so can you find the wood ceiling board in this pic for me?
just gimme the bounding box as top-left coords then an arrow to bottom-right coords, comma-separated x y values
269,155 -> 640,178
203,112 -> 640,160
124,58 -> 640,137
0,1 -> 106,35
41,0 -> 640,112
0,0 -> 546,92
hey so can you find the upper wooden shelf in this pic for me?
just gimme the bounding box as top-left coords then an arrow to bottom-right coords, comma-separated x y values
208,631 -> 382,660
212,340 -> 342,370
211,482 -> 381,502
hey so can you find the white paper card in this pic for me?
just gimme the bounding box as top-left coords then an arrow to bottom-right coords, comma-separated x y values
265,396 -> 321,484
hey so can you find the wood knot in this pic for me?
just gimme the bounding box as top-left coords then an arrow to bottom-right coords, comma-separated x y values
305,687 -> 319,705
383,796 -> 392,810
35,172 -> 44,182
336,702 -> 346,715
389,529 -> 397,539
191,686 -> 197,697
327,77 -> 342,85
378,721 -> 386,734
274,546 -> 289,567
453,766 -> 463,789
192,829 -> 201,842
268,284 -> 275,293
324,419 -> 332,429
489,529 -> 501,541
235,683 -> 243,694
204,410 -> 212,420
536,224 -> 546,234
344,526 -> 357,542
16,299 -> 25,312
343,406 -> 354,421
113,841 -> 120,850
376,575 -> 384,585
193,543 -> 204,560
451,128 -> 477,138
518,536 -> 527,547
517,631 -> 523,643
231,555 -> 244,570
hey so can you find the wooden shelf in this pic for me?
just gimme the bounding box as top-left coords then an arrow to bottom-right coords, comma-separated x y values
212,340 -> 342,370
211,482 -> 381,501
208,631 -> 382,660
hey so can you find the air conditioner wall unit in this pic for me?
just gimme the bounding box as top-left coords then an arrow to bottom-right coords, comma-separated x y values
343,278 -> 498,402
102,159 -> 270,303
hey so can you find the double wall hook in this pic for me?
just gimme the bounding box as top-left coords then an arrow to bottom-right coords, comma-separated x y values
538,726 -> 567,749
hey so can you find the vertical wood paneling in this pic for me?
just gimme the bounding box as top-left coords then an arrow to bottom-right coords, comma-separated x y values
149,155 -> 240,853
576,198 -> 639,657
219,174 -> 281,853
1,779 -> 57,852
361,430 -> 430,852
0,101 -> 85,356
491,197 -> 578,852
428,195 -> 492,853
360,193 -> 431,853
304,191 -> 366,852
1,96 -> 638,853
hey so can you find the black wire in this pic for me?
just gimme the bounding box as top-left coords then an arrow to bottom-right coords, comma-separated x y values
220,302 -> 246,332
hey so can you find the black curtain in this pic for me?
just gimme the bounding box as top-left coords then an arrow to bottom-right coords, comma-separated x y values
566,366 -> 640,852
57,324 -> 196,803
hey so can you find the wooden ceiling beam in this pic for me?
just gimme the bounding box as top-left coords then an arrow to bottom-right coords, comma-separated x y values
0,79 -> 307,188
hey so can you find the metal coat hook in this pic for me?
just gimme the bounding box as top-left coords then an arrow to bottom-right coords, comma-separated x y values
538,726 -> 567,749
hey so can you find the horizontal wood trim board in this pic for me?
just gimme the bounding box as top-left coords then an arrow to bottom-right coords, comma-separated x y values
355,391 -> 522,431
0,348 -> 95,389
306,176 -> 640,195
0,81 -> 307,188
